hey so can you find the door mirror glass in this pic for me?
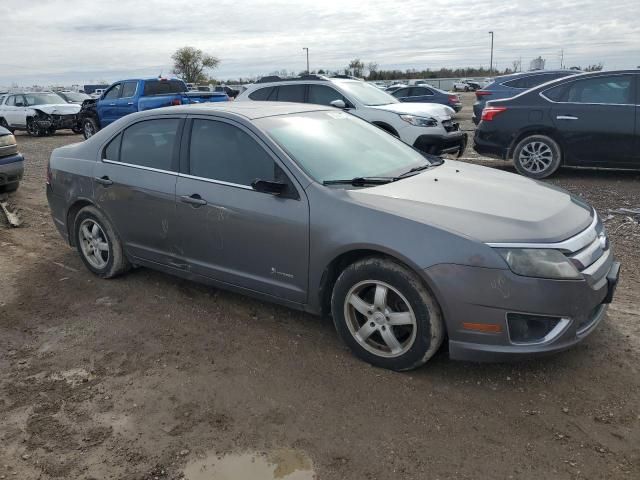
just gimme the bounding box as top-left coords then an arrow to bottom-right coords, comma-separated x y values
330,99 -> 346,109
251,179 -> 287,196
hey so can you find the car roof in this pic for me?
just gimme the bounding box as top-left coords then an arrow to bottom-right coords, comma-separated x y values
493,69 -> 579,83
246,78 -> 361,90
140,101 -> 335,120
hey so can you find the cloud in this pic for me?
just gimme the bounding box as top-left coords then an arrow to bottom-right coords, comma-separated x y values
0,0 -> 638,86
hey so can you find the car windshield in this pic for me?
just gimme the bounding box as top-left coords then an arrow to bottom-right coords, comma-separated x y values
338,81 -> 398,106
23,93 -> 65,106
257,110 -> 434,185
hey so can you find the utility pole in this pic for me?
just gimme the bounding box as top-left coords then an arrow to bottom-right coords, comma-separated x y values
302,47 -> 309,74
488,31 -> 494,73
560,49 -> 564,69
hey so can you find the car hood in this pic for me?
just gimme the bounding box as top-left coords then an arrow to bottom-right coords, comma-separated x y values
31,104 -> 81,115
372,102 -> 455,120
347,160 -> 593,244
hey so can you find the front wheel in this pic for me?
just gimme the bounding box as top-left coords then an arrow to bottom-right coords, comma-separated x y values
82,118 -> 99,140
74,206 -> 130,278
512,134 -> 562,179
331,257 -> 444,371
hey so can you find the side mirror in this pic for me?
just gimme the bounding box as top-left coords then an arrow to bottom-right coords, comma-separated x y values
330,99 -> 347,109
251,179 -> 287,196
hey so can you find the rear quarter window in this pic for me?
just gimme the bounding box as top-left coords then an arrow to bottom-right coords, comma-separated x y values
248,87 -> 275,100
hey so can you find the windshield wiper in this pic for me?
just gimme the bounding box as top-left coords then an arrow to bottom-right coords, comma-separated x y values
323,176 -> 396,186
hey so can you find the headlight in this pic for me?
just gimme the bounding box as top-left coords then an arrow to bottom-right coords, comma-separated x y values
0,134 -> 16,147
497,248 -> 582,280
399,114 -> 438,127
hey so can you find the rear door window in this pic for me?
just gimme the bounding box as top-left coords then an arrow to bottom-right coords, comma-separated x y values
392,88 -> 411,98
545,75 -> 633,104
409,87 -> 434,96
121,81 -> 138,98
118,119 -> 181,171
188,119 -> 276,186
142,80 -> 185,96
276,85 -> 306,103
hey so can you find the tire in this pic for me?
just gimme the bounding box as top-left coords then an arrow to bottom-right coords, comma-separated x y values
73,206 -> 130,279
512,134 -> 562,179
0,182 -> 19,193
82,117 -> 99,140
464,86 -> 470,92
331,257 -> 445,371
26,118 -> 43,137
0,118 -> 14,133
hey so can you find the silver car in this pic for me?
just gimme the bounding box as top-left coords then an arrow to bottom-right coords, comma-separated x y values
46,102 -> 620,370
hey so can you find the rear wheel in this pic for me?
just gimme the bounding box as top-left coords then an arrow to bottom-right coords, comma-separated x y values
331,257 -> 444,371
74,206 -> 130,278
513,134 -> 562,179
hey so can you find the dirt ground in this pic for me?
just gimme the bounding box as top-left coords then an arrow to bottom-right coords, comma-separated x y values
1,93 -> 639,480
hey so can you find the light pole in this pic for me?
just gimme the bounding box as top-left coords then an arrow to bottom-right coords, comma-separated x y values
488,31 -> 494,73
302,47 -> 309,74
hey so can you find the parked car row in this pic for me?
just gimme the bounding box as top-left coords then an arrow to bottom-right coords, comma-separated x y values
236,75 -> 467,156
474,69 -> 640,178
46,100 -> 620,370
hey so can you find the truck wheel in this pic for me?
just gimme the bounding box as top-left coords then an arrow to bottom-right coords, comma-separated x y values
83,118 -> 99,139
0,118 -> 14,133
513,134 -> 562,179
27,118 -> 44,137
331,257 -> 445,371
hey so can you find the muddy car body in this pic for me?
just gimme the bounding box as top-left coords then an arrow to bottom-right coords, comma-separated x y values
47,102 -> 620,370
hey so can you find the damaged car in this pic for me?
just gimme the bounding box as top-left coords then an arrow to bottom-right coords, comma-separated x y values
0,92 -> 82,136
0,125 -> 23,192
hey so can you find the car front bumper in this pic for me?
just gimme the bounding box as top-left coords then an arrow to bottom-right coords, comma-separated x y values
425,260 -> 620,362
413,131 -> 468,157
0,153 -> 24,186
34,114 -> 78,131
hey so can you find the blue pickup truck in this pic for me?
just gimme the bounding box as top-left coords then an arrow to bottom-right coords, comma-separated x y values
78,78 -> 228,139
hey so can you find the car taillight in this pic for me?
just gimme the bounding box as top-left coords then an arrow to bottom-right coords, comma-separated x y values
475,90 -> 492,99
481,106 -> 507,122
448,95 -> 459,103
171,98 -> 182,106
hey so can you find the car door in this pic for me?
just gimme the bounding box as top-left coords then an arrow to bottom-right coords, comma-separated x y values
546,74 -> 636,167
175,117 -> 309,304
391,87 -> 412,102
407,87 -> 435,103
97,83 -> 123,126
3,95 -> 27,127
116,81 -> 138,119
93,117 -> 183,265
307,85 -> 350,107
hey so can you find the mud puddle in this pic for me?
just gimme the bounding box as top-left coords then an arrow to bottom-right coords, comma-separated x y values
183,449 -> 315,480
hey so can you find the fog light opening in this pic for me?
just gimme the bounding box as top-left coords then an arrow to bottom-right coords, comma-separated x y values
507,313 -> 568,344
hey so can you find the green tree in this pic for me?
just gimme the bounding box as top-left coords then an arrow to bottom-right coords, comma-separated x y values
171,46 -> 220,84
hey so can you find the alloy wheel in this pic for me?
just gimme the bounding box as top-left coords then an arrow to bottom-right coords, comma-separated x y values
518,141 -> 554,174
343,280 -> 417,358
84,121 -> 95,138
79,219 -> 110,269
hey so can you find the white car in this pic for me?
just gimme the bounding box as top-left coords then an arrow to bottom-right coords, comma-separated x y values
236,76 -> 467,156
452,79 -> 481,92
0,92 -> 82,136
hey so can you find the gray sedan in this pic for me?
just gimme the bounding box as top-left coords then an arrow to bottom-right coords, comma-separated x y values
46,102 -> 620,370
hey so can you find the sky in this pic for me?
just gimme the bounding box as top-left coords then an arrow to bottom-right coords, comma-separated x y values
0,0 -> 638,87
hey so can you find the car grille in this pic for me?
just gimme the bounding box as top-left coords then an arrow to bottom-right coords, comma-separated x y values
563,214 -> 611,288
442,120 -> 459,132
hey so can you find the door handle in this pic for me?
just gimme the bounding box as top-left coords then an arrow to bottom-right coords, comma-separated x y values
94,176 -> 113,186
556,115 -> 578,120
127,102 -> 134,105
109,103 -> 116,106
180,194 -> 207,207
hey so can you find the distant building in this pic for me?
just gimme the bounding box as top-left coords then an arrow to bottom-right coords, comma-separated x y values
529,56 -> 546,71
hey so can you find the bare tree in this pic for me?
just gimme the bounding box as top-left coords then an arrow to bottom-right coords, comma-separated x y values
172,46 -> 220,84
348,59 -> 365,77
367,62 -> 379,79
511,59 -> 522,73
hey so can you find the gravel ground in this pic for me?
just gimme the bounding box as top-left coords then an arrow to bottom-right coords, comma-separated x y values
1,94 -> 639,479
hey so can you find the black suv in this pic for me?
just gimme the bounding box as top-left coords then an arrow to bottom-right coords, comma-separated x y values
474,70 -> 639,178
